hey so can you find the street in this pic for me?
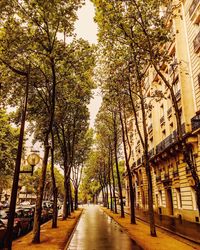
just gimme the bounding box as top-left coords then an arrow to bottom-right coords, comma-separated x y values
67,205 -> 142,250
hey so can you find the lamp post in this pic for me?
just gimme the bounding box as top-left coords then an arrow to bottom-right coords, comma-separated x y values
3,151 -> 40,249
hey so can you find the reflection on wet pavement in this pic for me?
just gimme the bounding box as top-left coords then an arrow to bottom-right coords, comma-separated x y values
67,205 -> 142,250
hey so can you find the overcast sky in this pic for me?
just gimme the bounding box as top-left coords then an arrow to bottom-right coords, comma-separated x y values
75,0 -> 102,128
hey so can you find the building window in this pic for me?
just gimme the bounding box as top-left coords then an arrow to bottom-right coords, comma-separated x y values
176,188 -> 182,209
160,104 -> 164,116
169,122 -> 173,134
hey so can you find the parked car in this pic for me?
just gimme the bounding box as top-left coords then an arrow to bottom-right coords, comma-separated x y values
0,209 -> 32,237
21,206 -> 35,229
14,209 -> 33,234
42,201 -> 53,221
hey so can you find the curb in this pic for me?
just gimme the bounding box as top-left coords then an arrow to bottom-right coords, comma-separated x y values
64,209 -> 84,250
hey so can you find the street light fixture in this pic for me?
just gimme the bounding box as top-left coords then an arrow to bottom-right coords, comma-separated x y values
20,151 -> 40,175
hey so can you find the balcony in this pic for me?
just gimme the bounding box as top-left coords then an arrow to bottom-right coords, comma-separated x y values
189,0 -> 200,24
162,173 -> 171,185
167,107 -> 172,117
160,116 -> 165,125
191,114 -> 200,131
155,124 -> 186,155
193,31 -> 200,54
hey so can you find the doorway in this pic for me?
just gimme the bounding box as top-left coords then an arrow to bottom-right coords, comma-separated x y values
165,188 -> 174,215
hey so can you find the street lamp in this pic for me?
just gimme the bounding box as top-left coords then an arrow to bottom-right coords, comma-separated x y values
20,151 -> 40,175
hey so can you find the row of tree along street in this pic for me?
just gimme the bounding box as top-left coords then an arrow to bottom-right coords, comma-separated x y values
80,0 -> 200,239
0,1 -> 95,249
1,0 -> 200,248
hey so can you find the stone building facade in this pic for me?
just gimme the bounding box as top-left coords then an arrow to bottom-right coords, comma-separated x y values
125,0 -> 200,223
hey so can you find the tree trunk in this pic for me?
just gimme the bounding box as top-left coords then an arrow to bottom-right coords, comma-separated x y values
32,140 -> 51,243
62,177 -> 68,220
32,55 -> 56,243
51,130 -> 57,228
70,183 -> 74,213
111,152 -> 117,213
101,186 -> 105,206
106,184 -> 109,209
113,112 -> 124,218
119,109 -> 136,224
75,188 -> 78,210
67,180 -> 71,216
108,159 -> 113,211
140,85 -> 156,237
3,71 -> 29,250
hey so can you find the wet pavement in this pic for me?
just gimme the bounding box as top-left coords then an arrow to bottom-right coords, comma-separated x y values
67,205 -> 142,250
123,207 -> 200,243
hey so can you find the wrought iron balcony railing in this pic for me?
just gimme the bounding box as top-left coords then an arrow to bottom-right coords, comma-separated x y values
155,124 -> 185,154
191,114 -> 200,131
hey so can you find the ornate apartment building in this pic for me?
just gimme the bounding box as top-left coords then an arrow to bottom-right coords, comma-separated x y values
125,0 -> 200,223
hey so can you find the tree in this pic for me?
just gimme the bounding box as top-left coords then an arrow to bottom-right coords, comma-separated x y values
0,0 -> 86,246
71,129 -> 93,210
0,109 -> 19,189
52,38 -> 95,219
95,101 -> 125,217
19,165 -> 64,200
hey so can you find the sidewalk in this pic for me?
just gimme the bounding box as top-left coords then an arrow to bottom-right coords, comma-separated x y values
102,207 -> 200,250
13,209 -> 82,250
128,207 -> 200,243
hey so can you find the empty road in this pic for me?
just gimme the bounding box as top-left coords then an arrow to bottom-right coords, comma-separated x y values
67,205 -> 142,250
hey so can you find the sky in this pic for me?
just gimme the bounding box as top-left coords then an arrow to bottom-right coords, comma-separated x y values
75,0 -> 102,128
